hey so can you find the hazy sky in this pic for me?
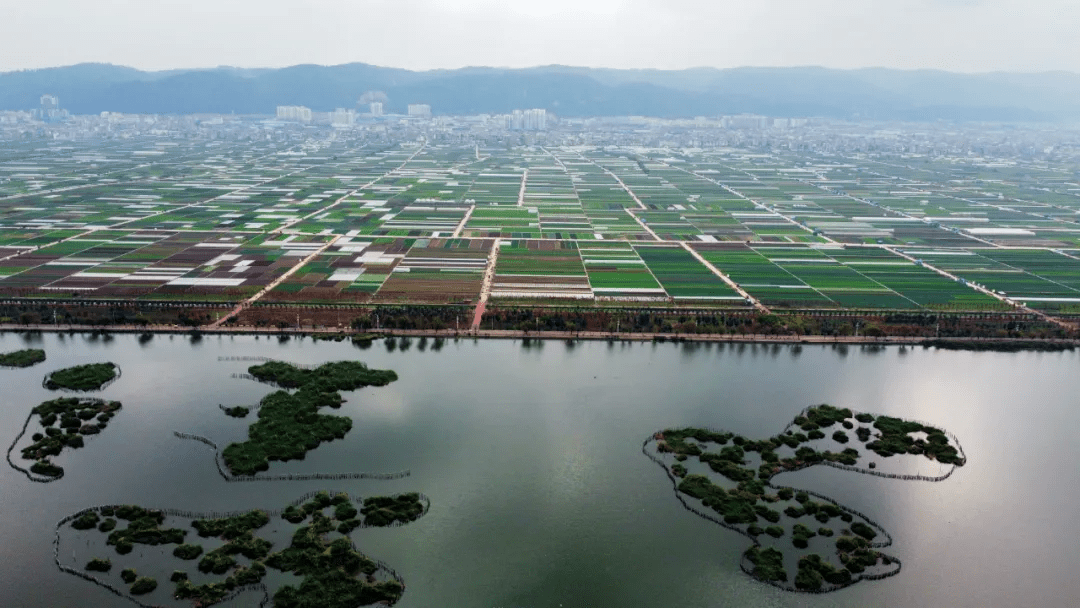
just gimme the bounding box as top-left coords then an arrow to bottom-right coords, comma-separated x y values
4,0 -> 1078,73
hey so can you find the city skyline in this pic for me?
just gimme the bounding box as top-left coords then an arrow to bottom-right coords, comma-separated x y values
3,0 -> 1079,74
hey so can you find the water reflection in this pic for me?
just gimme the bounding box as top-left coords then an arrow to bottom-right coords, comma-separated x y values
0,335 -> 1077,608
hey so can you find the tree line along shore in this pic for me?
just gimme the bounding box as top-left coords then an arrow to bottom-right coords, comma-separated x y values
3,325 -> 1078,353
0,300 -> 1075,341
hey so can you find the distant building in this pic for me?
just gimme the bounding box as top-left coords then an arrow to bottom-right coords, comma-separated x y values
723,114 -> 769,130
369,102 -> 384,117
34,94 -> 69,123
524,108 -> 546,130
331,108 -> 356,126
407,104 -> 432,118
771,118 -> 808,129
509,108 -> 547,131
276,106 -> 312,123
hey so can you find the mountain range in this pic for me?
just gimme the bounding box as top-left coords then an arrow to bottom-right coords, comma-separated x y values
3,63 -> 1079,122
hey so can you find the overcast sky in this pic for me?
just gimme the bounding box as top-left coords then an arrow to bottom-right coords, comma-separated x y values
4,0 -> 1078,73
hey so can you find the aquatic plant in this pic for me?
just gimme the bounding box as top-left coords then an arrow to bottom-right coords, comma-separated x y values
222,361 -> 397,476
44,362 -> 118,391
0,348 -> 46,368
647,404 -> 966,593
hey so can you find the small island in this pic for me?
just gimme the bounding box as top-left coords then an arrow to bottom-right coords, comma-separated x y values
645,405 -> 966,593
59,491 -> 427,607
44,362 -> 119,391
0,348 -> 46,368
222,406 -> 250,418
10,397 -> 122,480
220,361 -> 398,476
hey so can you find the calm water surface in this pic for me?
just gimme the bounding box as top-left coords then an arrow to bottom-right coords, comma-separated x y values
0,333 -> 1077,608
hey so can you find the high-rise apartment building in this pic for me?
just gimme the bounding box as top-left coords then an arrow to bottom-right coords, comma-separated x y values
369,102 -> 384,117
276,106 -> 313,123
34,94 -> 68,122
509,108 -> 547,131
331,108 -> 356,126
407,104 -> 432,118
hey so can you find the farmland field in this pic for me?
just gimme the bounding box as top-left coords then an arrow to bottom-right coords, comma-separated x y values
0,139 -> 1076,318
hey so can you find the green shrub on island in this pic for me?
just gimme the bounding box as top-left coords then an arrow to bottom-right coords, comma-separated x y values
803,405 -> 853,429
222,361 -> 397,476
361,493 -> 425,527
129,576 -> 157,595
173,544 -> 204,560
865,416 -> 964,465
836,536 -> 868,553
174,579 -> 230,605
98,518 -> 116,532
231,562 -> 267,586
792,524 -> 817,549
247,360 -> 397,391
850,522 -> 877,541
192,510 -> 269,539
746,546 -> 787,583
678,475 -> 758,525
221,390 -> 353,476
103,506 -> 186,553
838,541 -> 882,574
267,530 -> 404,608
0,348 -> 46,368
85,558 -> 111,572
794,560 -> 824,591
120,568 -> 137,584
282,505 -> 306,524
798,554 -> 852,589
223,406 -> 250,418
198,550 -> 237,575
31,461 -> 63,477
337,519 -> 362,534
754,505 -> 781,523
654,407 -> 963,593
334,501 -> 358,521
44,362 -> 118,391
71,511 -> 100,530
20,398 -> 122,477
68,493 -> 425,608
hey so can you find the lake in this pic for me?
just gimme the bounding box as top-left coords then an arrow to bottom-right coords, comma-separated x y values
1,332 -> 1077,607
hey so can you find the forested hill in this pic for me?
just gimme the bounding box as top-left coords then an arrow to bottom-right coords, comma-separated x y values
3,62 -> 1079,121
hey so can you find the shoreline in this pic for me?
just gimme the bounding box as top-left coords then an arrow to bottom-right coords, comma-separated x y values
2,323 -> 1078,351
